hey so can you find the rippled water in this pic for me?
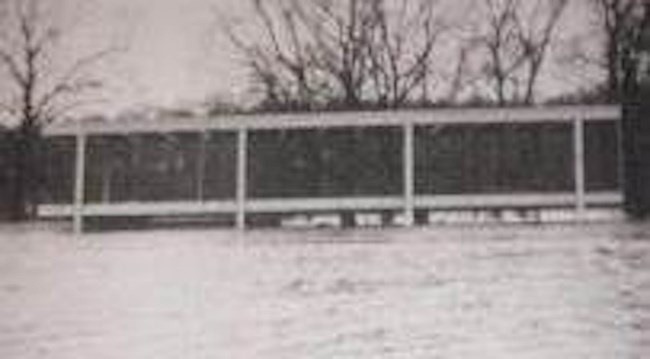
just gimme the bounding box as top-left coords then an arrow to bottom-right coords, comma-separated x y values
0,223 -> 648,358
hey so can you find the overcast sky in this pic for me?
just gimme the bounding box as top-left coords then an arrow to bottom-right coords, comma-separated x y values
61,0 -> 595,116
67,0 -> 249,114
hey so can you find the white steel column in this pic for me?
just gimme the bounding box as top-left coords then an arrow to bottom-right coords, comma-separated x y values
196,132 -> 207,201
403,122 -> 415,226
573,116 -> 586,218
73,131 -> 87,234
236,128 -> 248,230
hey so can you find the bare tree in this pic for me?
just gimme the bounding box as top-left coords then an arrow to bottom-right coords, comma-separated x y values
292,0 -> 379,108
222,0 -> 320,110
0,0 -> 112,220
513,0 -> 568,104
470,0 -> 567,105
473,0 -> 522,105
587,0 -> 650,218
366,0 -> 445,107
223,0 -> 447,110
588,0 -> 650,101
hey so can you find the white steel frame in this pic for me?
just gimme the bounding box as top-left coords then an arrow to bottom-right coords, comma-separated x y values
40,105 -> 622,233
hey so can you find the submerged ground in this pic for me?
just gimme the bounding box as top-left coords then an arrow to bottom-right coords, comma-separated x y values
0,223 -> 649,358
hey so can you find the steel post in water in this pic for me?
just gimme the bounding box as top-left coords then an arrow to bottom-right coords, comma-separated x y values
403,122 -> 415,226
573,116 -> 586,219
196,131 -> 207,201
236,128 -> 248,230
73,131 -> 87,234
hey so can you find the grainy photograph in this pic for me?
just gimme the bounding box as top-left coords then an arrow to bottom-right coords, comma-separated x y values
1,0 -> 650,357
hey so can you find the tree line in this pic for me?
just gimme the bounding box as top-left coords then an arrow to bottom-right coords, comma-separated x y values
221,0 -> 650,111
0,0 -> 110,220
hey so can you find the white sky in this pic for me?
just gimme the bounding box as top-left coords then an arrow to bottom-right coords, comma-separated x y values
69,0 -> 248,114
63,0 -> 596,115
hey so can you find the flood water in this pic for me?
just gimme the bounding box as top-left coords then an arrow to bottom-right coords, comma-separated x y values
0,223 -> 648,358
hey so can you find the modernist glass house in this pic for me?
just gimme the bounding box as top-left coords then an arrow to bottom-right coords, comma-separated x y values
39,105 -> 622,233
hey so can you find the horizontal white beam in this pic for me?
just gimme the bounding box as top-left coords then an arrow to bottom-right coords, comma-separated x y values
38,200 -> 238,217
414,192 -> 622,209
38,192 -> 622,218
44,105 -> 621,136
246,197 -> 405,212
